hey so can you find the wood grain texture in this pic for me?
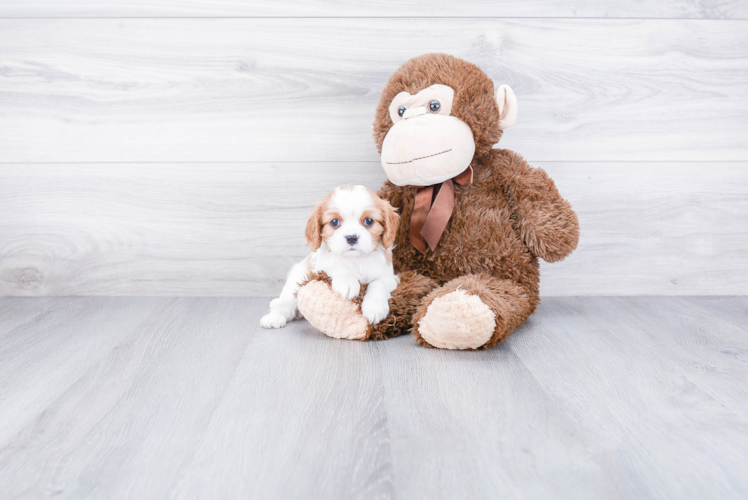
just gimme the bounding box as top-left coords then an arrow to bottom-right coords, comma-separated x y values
509,296 -> 748,499
377,330 -> 624,499
0,0 -> 748,19
1,19 -> 747,163
0,297 -> 55,335
539,162 -> 748,296
608,296 -> 748,418
0,297 -> 393,499
0,297 -> 167,447
681,295 -> 748,333
168,303 -> 393,499
0,162 -> 385,296
1,296 -> 747,498
1,162 -> 746,297
2,0 -> 747,19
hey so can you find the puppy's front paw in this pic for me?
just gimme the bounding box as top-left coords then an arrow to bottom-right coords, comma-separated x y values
332,276 -> 361,300
260,311 -> 287,329
361,295 -> 390,325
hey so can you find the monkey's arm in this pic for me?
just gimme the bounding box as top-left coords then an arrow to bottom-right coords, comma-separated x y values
496,150 -> 579,263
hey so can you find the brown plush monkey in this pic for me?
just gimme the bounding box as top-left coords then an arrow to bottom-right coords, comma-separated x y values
296,53 -> 579,350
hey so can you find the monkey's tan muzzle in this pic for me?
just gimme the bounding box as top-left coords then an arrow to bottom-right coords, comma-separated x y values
380,113 -> 476,187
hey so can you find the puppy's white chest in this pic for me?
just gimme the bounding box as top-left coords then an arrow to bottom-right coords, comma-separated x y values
351,260 -> 379,284
314,248 -> 388,284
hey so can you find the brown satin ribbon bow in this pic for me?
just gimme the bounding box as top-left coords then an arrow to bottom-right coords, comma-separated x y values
410,165 -> 474,254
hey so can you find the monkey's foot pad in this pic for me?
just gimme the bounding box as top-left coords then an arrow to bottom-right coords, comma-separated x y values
418,289 -> 496,350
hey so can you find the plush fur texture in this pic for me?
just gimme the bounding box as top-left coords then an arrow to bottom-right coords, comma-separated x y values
296,272 -> 370,340
367,270 -> 438,341
297,53 -> 580,349
299,270 -> 437,341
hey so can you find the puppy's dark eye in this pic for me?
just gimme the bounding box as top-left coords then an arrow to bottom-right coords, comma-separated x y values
330,219 -> 340,228
429,100 -> 440,112
398,106 -> 406,117
363,218 -> 374,227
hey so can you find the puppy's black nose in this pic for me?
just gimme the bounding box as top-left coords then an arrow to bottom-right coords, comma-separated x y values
345,235 -> 359,245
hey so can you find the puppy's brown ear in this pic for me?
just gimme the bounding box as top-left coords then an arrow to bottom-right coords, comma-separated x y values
378,198 -> 400,250
305,202 -> 323,251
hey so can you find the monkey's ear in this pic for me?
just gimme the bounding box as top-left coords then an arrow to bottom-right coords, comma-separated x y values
495,84 -> 518,129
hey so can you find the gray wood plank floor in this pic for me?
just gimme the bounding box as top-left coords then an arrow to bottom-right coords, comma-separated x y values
1,297 -> 747,499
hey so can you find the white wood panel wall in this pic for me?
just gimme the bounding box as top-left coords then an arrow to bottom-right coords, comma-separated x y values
0,4 -> 746,296
1,19 -> 747,163
2,1 -> 747,18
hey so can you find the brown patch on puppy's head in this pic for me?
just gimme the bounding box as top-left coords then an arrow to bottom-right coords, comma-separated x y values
305,192 -> 334,251
305,186 -> 399,257
375,194 -> 400,252
362,190 -> 399,260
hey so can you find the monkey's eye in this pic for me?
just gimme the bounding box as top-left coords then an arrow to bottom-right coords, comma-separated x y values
429,100 -> 441,112
363,218 -> 374,227
397,106 -> 406,117
330,219 -> 340,228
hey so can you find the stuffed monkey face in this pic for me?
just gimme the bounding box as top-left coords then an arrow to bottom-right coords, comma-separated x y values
381,84 -> 475,186
377,55 -> 518,187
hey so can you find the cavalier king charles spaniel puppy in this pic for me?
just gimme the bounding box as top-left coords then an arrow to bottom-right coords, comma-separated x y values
260,185 -> 399,329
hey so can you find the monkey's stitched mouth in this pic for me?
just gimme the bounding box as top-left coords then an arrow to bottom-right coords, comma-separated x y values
385,149 -> 452,165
